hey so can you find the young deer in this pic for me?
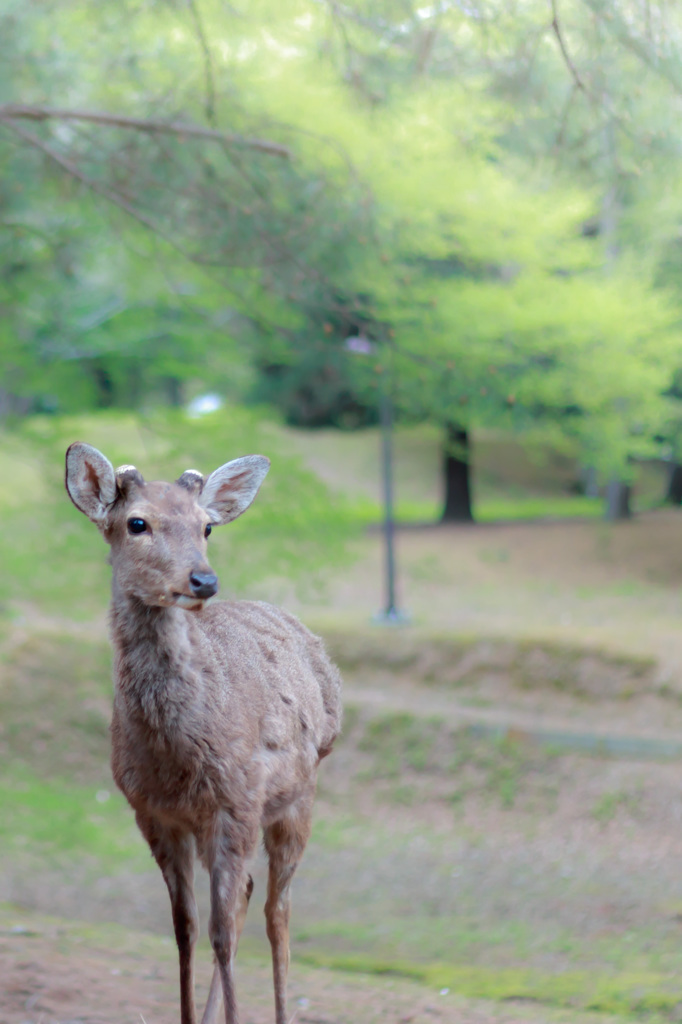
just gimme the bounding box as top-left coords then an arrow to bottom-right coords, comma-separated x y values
65,442 -> 342,1024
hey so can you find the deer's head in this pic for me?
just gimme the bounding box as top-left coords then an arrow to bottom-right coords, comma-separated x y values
65,442 -> 270,610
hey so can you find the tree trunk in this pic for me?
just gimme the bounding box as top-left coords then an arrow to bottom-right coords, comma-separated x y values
665,463 -> 682,505
578,465 -> 600,498
605,479 -> 631,520
165,375 -> 184,407
92,363 -> 114,408
441,423 -> 473,522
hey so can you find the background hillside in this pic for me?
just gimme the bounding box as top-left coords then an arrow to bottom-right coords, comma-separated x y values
4,415 -> 682,1022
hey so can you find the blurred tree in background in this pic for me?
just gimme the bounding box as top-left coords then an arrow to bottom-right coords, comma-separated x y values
3,0 -> 682,520
315,0 -> 682,517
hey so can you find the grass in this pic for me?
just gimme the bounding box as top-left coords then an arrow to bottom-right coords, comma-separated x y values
591,790 -> 639,825
358,711 -> 444,777
345,493 -> 605,526
0,774 -> 145,867
296,951 -> 682,1019
0,633 -> 114,784
353,710 -> 555,810
477,494 -> 603,521
323,628 -> 657,698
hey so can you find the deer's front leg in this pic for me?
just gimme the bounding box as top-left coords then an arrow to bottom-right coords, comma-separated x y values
136,813 -> 199,1024
201,873 -> 253,1024
207,825 -> 257,1024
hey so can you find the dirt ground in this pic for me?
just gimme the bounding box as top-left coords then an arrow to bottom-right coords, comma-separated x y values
0,908 -> 633,1024
296,511 -> 682,677
7,514 -> 682,1023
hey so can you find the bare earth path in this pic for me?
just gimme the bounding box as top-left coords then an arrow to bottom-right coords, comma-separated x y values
298,512 -> 682,678
7,514 -> 682,1023
0,908 -> 632,1024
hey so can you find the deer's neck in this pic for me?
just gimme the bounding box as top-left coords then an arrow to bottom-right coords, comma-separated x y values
109,585 -> 199,723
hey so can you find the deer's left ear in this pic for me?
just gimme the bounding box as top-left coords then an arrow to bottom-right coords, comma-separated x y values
199,455 -> 270,525
65,442 -> 117,523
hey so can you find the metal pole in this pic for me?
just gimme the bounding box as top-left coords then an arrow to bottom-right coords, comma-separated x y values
344,332 -> 407,624
373,356 -> 408,625
379,382 -> 398,617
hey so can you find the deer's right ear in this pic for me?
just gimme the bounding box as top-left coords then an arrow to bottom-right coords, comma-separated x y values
65,443 -> 117,523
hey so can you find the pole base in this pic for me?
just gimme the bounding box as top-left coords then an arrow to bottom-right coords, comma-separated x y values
372,607 -> 411,626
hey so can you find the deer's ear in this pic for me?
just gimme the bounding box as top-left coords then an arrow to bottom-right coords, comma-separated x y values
199,455 -> 270,525
65,443 -> 117,523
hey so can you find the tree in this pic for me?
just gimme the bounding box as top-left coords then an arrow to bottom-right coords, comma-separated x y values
314,0 -> 682,517
441,424 -> 474,523
4,0 -> 682,531
0,0 -> 374,417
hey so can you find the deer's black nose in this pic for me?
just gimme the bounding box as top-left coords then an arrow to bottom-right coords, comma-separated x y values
189,571 -> 219,599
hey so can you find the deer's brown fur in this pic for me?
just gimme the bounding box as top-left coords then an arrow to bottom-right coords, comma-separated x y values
65,442 -> 342,1024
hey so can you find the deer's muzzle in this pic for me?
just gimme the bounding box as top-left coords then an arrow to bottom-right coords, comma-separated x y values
188,571 -> 219,600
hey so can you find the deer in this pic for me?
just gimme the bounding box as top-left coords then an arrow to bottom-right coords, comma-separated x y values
64,442 -> 342,1024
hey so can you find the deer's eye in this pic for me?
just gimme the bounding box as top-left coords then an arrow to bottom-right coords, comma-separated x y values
204,524 -> 212,539
128,518 -> 148,534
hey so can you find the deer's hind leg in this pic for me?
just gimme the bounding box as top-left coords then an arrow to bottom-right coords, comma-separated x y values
136,812 -> 199,1024
263,791 -> 315,1024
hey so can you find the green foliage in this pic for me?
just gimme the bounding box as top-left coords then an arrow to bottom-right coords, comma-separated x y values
4,0 -> 682,502
228,3 -> 682,481
251,342 -> 378,429
0,0 -> 373,417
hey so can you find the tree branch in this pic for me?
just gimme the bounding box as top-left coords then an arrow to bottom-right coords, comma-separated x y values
579,0 -> 682,97
187,0 -> 217,127
550,0 -> 586,92
552,82 -> 578,151
0,104 -> 290,158
3,120 -> 317,273
1,119 -> 208,264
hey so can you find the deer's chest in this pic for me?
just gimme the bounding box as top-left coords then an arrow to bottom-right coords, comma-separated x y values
109,677 -> 263,829
110,681 -> 218,811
